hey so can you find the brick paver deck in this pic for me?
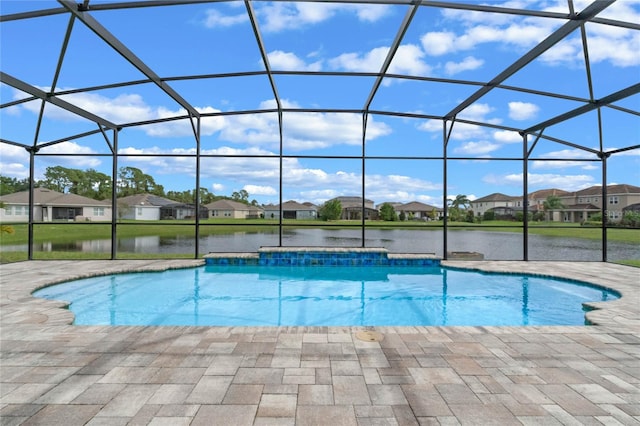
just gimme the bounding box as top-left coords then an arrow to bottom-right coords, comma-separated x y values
1,260 -> 638,425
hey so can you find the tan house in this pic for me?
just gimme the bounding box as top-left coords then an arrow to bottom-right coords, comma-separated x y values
205,199 -> 263,219
0,188 -> 111,222
557,184 -> 640,222
333,196 -> 377,220
524,189 -> 570,214
469,193 -> 514,218
395,201 -> 443,221
470,184 -> 640,223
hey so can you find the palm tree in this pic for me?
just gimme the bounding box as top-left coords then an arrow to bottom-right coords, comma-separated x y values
542,195 -> 565,221
448,194 -> 471,221
450,194 -> 471,210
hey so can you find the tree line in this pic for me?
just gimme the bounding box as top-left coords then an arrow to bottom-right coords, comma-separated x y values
0,167 -> 259,206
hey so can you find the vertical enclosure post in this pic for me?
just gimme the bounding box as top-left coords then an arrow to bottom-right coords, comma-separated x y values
600,152 -> 609,262
522,133 -> 529,261
442,120 -> 448,260
111,129 -> 118,260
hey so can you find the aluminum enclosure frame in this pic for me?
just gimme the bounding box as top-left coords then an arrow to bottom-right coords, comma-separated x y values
1,0 -> 639,261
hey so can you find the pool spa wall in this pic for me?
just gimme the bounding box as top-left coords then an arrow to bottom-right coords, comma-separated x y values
204,247 -> 440,267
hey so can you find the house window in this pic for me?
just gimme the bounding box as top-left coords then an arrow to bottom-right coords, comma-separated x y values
137,207 -> 143,215
93,207 -> 105,216
608,210 -> 621,220
5,206 -> 12,215
578,198 -> 583,203
609,196 -> 619,205
12,206 -> 26,215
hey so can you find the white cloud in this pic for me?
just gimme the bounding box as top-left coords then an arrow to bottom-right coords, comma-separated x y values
420,31 -> 456,56
219,99 -> 392,151
202,9 -> 247,28
441,1 -> 529,25
417,119 -> 442,133
37,142 -> 102,168
484,172 -> 595,190
530,148 -> 600,170
422,3 -> 640,68
243,184 -> 277,196
211,183 -> 225,192
144,107 -> 226,137
493,130 -> 522,143
256,2 -> 390,33
418,117 -> 493,141
352,4 -> 391,22
458,103 -> 495,121
453,140 -> 500,155
365,173 -> 442,204
508,101 -> 539,121
0,144 -> 30,178
427,103 -> 503,141
267,50 -> 323,71
388,44 -> 432,76
444,56 -> 484,75
421,23 -> 551,57
329,47 -> 388,73
581,30 -> 640,67
13,88 -> 226,138
12,88 -> 394,151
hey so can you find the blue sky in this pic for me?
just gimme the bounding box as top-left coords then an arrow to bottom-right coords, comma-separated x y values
1,0 -> 639,207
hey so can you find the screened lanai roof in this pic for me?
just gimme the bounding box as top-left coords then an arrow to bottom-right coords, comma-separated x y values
0,0 -> 639,207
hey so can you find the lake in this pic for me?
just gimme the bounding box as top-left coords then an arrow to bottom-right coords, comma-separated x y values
9,228 -> 639,262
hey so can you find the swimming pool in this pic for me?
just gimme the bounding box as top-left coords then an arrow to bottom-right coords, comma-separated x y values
33,264 -> 618,326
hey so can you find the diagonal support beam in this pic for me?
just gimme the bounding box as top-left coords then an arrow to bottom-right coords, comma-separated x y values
58,0 -> 200,119
445,0 -> 614,119
525,83 -> 640,134
245,0 -> 281,109
364,3 -> 419,111
1,71 -> 118,129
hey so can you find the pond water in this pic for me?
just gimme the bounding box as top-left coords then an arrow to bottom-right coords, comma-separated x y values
7,228 -> 639,261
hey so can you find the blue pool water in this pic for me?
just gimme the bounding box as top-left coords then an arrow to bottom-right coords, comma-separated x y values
32,265 -> 619,326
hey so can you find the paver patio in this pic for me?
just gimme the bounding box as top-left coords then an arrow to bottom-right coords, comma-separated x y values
1,260 -> 638,425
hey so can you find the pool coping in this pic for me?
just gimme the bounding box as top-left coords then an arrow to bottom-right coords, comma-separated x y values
1,258 -> 638,329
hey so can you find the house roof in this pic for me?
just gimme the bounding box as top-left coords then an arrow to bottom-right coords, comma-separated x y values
397,201 -> 442,211
332,196 -> 374,208
264,200 -> 316,211
117,193 -> 178,207
528,188 -> 571,199
574,184 -> 640,196
623,203 -> 640,212
471,193 -> 514,203
563,203 -> 600,211
0,188 -> 110,206
205,199 -> 262,211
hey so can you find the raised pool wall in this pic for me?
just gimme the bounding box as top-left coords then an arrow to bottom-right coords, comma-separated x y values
204,247 -> 441,266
